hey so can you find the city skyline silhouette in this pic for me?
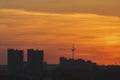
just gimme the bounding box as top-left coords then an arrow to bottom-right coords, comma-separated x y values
0,0 -> 120,80
0,48 -> 120,80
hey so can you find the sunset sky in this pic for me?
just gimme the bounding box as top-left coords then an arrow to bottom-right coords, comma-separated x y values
0,0 -> 120,65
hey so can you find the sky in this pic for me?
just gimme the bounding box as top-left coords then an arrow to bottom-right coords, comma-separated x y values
0,0 -> 120,65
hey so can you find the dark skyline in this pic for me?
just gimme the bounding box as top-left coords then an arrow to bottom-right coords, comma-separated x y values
2,48 -> 120,80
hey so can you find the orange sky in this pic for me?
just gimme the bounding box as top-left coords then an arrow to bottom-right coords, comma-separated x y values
0,0 -> 120,17
0,0 -> 120,65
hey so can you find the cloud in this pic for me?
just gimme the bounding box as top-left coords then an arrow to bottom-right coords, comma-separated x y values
0,9 -> 120,64
0,0 -> 120,17
0,9 -> 120,44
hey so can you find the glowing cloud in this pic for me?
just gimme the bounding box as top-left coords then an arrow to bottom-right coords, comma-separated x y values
0,9 -> 120,65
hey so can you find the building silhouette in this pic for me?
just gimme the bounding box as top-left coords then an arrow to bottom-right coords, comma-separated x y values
8,49 -> 23,74
59,57 -> 96,70
27,49 -> 44,74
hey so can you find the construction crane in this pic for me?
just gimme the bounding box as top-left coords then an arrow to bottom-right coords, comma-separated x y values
59,44 -> 76,59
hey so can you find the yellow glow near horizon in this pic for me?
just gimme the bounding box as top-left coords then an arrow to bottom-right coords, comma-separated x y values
103,36 -> 120,45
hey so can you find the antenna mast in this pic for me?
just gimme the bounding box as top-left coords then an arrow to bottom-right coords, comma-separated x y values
72,44 -> 76,59
59,44 -> 76,59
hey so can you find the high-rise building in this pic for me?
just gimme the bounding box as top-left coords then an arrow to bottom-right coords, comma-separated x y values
8,49 -> 23,73
27,49 -> 44,74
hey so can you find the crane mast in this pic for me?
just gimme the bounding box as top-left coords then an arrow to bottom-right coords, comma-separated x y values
60,44 -> 76,59
72,44 -> 76,59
